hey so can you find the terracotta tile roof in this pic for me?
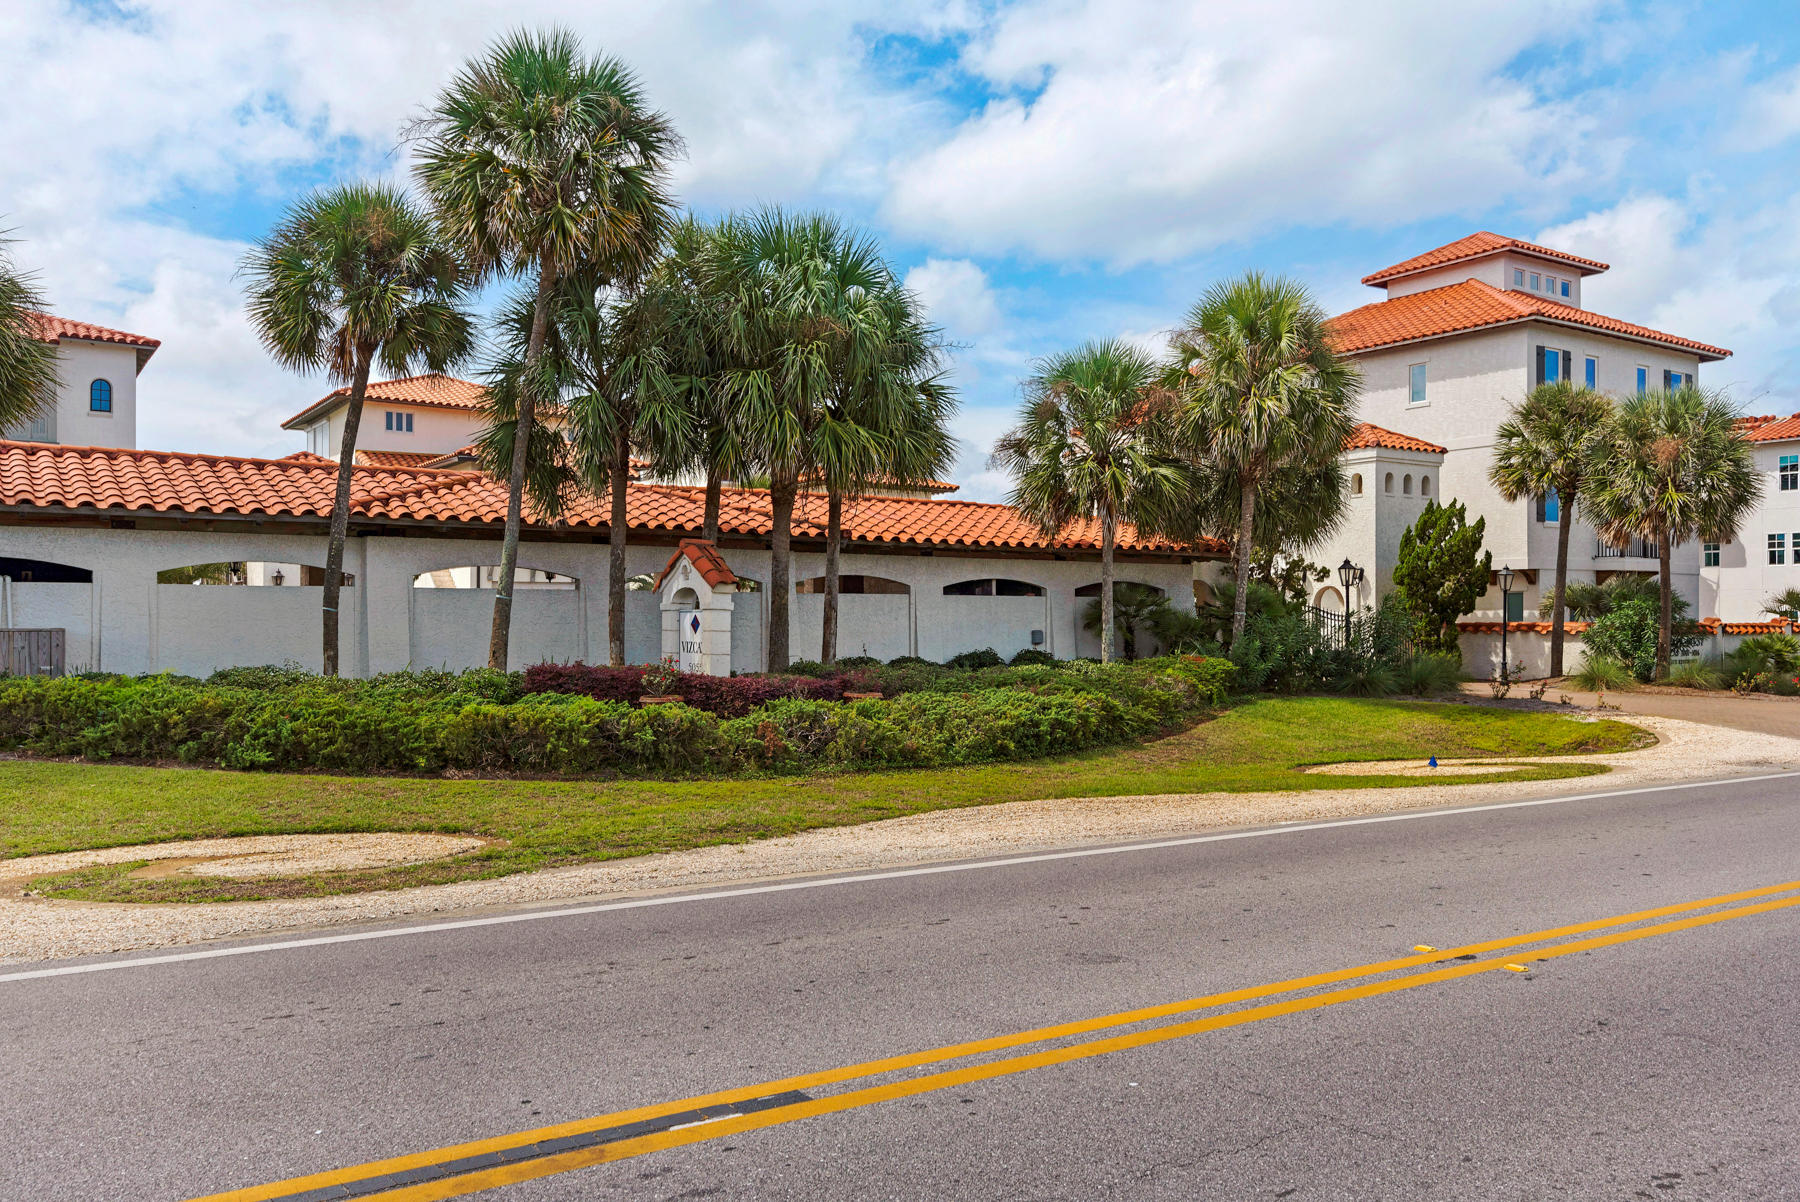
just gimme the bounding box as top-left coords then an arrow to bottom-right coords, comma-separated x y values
355,449 -> 444,469
1458,621 -> 1593,635
654,539 -> 739,591
1343,423 -> 1447,454
1698,618 -> 1797,634
1744,415 -> 1800,444
800,472 -> 960,495
277,451 -> 334,464
1329,279 -> 1730,361
279,373 -> 488,429
1361,232 -> 1609,286
0,441 -> 1216,559
24,311 -> 160,351
419,444 -> 482,469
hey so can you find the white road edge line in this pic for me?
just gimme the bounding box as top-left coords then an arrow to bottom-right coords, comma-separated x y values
5,769 -> 1797,985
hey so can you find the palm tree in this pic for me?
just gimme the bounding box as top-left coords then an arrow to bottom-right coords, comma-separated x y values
1167,272 -> 1360,644
412,27 -> 681,670
1586,385 -> 1760,678
991,340 -> 1191,663
1489,381 -> 1614,676
241,183 -> 472,677
0,230 -> 58,435
1763,587 -> 1800,622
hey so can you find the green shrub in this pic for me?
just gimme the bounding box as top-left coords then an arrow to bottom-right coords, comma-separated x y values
1399,653 -> 1463,696
1729,633 -> 1800,677
1008,648 -> 1057,667
946,647 -> 1004,671
782,660 -> 832,678
1663,659 -> 1724,690
1584,599 -> 1699,682
1332,661 -> 1400,698
1570,655 -> 1636,692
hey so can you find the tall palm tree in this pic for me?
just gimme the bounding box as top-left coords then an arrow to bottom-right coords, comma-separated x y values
242,183 -> 472,677
991,340 -> 1191,663
0,230 -> 58,435
412,27 -> 681,670
1585,385 -> 1760,678
1167,272 -> 1360,644
1489,381 -> 1614,676
711,210 -> 910,669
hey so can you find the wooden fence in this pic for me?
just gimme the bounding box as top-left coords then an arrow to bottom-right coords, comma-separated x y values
2,629 -> 65,677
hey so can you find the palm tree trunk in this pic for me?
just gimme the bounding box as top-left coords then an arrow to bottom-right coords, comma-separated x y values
1100,508 -> 1116,665
767,470 -> 797,670
1549,497 -> 1573,677
607,427 -> 631,667
703,463 -> 723,545
321,347 -> 373,677
1231,476 -> 1257,646
1656,535 -> 1673,680
821,486 -> 842,664
487,261 -> 557,671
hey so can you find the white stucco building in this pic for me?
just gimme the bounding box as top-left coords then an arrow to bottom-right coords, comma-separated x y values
3,313 -> 159,449
1701,415 -> 1800,621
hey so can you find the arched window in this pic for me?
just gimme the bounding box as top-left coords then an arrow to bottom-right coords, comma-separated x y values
1350,473 -> 1363,496
795,575 -> 909,595
1420,475 -> 1431,496
943,578 -> 1046,596
89,379 -> 113,413
1403,474 -> 1413,495
1384,472 -> 1394,494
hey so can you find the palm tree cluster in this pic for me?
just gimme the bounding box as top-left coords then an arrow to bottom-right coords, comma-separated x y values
994,274 -> 1362,661
231,27 -> 954,674
1493,381 -> 1759,680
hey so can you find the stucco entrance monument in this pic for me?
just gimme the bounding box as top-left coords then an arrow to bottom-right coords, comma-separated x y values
654,539 -> 738,677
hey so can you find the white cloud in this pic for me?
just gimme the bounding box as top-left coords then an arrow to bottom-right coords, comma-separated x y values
884,0 -> 1610,265
1733,63 -> 1800,152
906,257 -> 1004,340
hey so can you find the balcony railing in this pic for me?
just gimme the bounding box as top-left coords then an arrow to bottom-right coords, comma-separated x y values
1594,539 -> 1662,559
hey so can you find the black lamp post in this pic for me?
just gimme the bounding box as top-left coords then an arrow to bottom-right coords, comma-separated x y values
1337,559 -> 1362,649
1497,564 -> 1516,681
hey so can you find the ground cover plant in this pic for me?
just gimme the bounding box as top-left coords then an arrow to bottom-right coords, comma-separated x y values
0,697 -> 1645,903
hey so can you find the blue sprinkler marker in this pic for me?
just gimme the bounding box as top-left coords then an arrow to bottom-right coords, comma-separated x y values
1428,755 -> 1438,768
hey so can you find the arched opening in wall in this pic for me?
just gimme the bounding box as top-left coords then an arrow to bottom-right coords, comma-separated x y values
1421,475 -> 1431,496
795,575 -> 909,594
411,565 -> 574,589
1,557 -> 96,672
1384,472 -> 1394,494
1350,473 -> 1363,496
1314,585 -> 1345,611
943,578 -> 1046,596
0,557 -> 92,584
155,562 -> 350,587
1074,581 -> 1168,661
670,586 -> 700,610
1402,474 -> 1413,496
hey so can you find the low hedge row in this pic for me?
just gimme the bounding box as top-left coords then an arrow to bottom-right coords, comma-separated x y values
0,656 -> 1235,777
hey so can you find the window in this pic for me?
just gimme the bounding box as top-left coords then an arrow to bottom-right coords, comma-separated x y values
1504,592 -> 1525,622
1350,473 -> 1363,496
89,379 -> 112,413
25,412 -> 51,442
1536,346 -> 1569,386
1704,542 -> 1720,567
385,410 -> 414,433
1545,276 -> 1556,294
1420,475 -> 1431,496
1584,356 -> 1597,388
1636,366 -> 1649,393
1663,369 -> 1693,392
796,574 -> 908,595
1537,489 -> 1560,524
1561,279 -> 1571,298
1514,268 -> 1525,287
1770,533 -> 1787,566
1402,474 -> 1413,495
1408,362 -> 1427,405
942,578 -> 1045,597
1384,472 -> 1394,494
1530,272 -> 1541,291
1782,455 -> 1798,491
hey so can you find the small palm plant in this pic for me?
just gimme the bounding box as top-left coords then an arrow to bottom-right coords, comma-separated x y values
992,340 -> 1191,663
1490,381 -> 1613,676
1586,386 -> 1760,679
1763,587 -> 1800,622
0,229 -> 59,435
412,27 -> 681,669
241,183 -> 472,676
1167,272 -> 1360,644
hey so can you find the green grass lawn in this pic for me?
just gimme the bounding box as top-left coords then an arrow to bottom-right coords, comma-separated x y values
0,698 -> 1647,903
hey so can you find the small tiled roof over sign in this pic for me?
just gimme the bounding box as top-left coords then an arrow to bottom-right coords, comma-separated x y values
1360,232 -> 1610,286
654,539 -> 739,592
1329,279 -> 1731,361
25,311 -> 160,372
1343,423 -> 1447,455
0,441 -> 1218,560
1744,414 -> 1800,444
280,374 -> 488,430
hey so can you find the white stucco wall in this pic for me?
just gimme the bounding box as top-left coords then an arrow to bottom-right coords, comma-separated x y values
0,521 -> 1198,676
1378,253 -> 1586,307
2,341 -> 142,448
1702,439 -> 1799,620
301,402 -> 486,460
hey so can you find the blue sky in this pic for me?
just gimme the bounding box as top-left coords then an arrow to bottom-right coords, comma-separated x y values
6,0 -> 1800,500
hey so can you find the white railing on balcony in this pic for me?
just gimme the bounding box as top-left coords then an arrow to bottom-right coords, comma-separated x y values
1594,538 -> 1661,559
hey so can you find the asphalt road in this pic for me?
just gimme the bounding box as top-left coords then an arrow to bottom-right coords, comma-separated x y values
5,772 -> 1800,1201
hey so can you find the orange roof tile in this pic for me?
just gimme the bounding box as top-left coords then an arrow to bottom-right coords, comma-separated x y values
24,311 -> 160,350
1361,232 -> 1609,286
653,539 -> 739,591
355,449 -> 444,469
277,451 -> 334,464
0,441 -> 1215,559
1744,415 -> 1800,444
1329,279 -> 1730,361
800,471 -> 960,494
1343,423 -> 1446,454
280,374 -> 488,429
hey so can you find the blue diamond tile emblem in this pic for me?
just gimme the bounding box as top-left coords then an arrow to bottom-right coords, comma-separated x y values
689,614 -> 701,634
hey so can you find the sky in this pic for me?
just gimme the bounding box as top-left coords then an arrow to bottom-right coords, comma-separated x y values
4,0 -> 1800,501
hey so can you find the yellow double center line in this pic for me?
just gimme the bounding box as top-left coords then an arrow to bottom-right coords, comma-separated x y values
194,877 -> 1800,1202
